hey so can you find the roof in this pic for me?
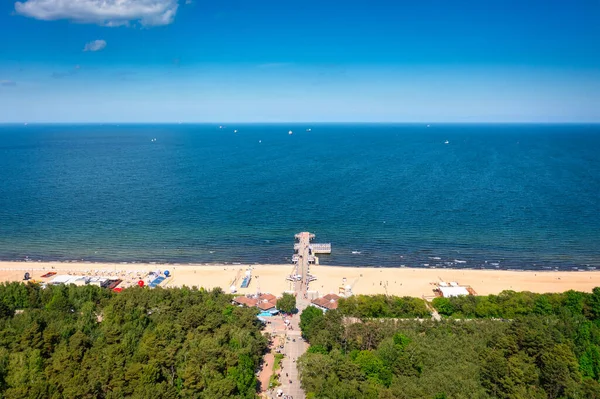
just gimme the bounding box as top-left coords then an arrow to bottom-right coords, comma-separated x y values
233,296 -> 258,307
322,293 -> 340,301
439,286 -> 470,298
51,275 -> 88,285
311,297 -> 339,310
259,293 -> 276,302
257,301 -> 276,310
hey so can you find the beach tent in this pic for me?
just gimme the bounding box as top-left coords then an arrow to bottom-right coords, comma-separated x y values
439,286 -> 469,297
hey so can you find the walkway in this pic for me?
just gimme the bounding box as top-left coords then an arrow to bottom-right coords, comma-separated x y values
263,232 -> 323,398
262,313 -> 308,399
257,351 -> 275,393
294,232 -> 311,299
278,314 -> 308,399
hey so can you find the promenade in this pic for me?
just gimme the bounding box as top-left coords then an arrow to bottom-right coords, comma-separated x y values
264,232 -> 318,399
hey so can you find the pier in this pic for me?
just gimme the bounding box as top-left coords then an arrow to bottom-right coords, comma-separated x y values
278,232 -> 330,399
293,242 -> 331,254
291,232 -> 330,300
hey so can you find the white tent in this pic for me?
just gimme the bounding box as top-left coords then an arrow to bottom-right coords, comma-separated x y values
439,286 -> 469,298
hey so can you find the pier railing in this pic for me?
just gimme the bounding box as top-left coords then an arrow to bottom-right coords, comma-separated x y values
294,243 -> 331,254
292,254 -> 317,263
311,243 -> 331,254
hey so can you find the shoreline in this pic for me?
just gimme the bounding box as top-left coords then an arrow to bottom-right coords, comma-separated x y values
1,261 -> 599,298
1,259 -> 597,272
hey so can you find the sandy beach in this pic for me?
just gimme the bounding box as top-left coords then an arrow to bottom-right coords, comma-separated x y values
1,261 -> 599,298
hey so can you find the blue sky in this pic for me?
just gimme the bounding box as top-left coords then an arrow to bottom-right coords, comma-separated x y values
0,0 -> 599,122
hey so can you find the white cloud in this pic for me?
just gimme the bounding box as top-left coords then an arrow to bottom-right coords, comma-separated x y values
83,39 -> 107,52
14,0 -> 179,27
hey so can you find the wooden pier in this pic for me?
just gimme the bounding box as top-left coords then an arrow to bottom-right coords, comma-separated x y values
310,243 -> 332,254
293,242 -> 331,254
291,232 -> 331,297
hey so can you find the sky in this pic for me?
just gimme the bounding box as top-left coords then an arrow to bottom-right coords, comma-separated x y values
0,0 -> 599,123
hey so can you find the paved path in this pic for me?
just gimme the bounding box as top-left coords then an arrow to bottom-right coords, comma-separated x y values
294,232 -> 311,299
258,351 -> 275,393
278,314 -> 308,399
263,232 -> 315,398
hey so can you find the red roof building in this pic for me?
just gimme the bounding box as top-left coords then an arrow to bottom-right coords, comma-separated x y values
233,294 -> 278,311
311,294 -> 340,311
257,301 -> 276,311
259,293 -> 277,302
233,296 -> 259,307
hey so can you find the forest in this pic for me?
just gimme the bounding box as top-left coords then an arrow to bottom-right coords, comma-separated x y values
337,294 -> 431,319
299,289 -> 600,399
0,282 -> 266,399
431,289 -> 600,319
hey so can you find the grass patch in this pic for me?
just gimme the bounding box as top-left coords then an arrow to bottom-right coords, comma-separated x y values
273,353 -> 284,371
268,353 -> 285,389
269,373 -> 280,389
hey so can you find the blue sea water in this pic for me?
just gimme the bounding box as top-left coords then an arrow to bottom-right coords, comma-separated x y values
0,124 -> 599,270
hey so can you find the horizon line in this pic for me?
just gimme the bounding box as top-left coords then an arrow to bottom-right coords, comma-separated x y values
1,121 -> 600,125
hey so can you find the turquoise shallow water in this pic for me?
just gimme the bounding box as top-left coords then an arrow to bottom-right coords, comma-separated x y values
0,124 -> 598,270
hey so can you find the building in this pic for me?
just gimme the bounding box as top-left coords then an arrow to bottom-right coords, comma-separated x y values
257,301 -> 276,311
434,281 -> 475,297
50,275 -> 89,286
232,296 -> 259,307
259,293 -> 276,302
437,286 -> 470,297
311,293 -> 340,312
233,293 -> 279,314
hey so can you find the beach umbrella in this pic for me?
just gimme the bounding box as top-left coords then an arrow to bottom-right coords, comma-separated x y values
137,280 -> 145,287
164,270 -> 170,277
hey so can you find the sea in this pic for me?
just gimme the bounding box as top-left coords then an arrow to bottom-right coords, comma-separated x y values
0,124 -> 599,270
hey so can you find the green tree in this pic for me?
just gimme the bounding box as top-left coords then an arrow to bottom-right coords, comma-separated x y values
431,297 -> 455,316
0,284 -> 267,398
589,287 -> 600,320
300,306 -> 324,341
540,343 -> 582,399
0,301 -> 13,319
276,293 -> 297,314
353,350 -> 392,386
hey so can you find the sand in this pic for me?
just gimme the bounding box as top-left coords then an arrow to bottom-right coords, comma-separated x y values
1,261 -> 599,298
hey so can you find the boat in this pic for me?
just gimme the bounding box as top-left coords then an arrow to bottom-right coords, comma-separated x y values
306,128 -> 311,132
444,140 -> 449,144
234,129 -> 238,133
288,130 -> 293,135
351,251 -> 361,255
